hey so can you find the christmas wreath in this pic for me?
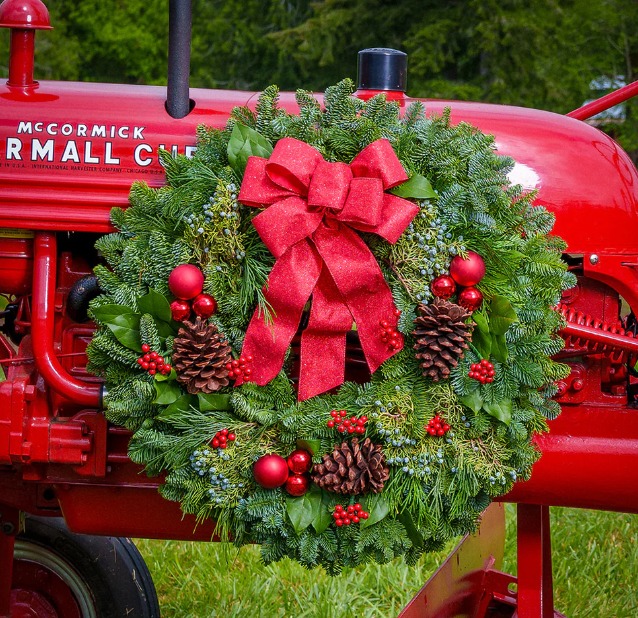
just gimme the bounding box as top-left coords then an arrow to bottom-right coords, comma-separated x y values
87,79 -> 575,573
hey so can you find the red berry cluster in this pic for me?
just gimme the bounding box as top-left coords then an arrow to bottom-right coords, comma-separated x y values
380,309 -> 403,351
211,428 -> 236,449
332,503 -> 369,527
327,410 -> 368,435
426,413 -> 451,436
225,356 -> 253,381
468,359 -> 495,384
137,344 -> 172,376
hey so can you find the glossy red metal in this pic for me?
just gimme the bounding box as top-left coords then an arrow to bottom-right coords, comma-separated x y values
31,232 -> 101,408
560,319 -> 638,355
0,0 -> 51,29
568,79 -> 638,121
0,0 -> 51,92
398,503 -> 513,617
6,29 -> 36,89
504,404 -> 638,513
516,505 -> 555,617
0,237 -> 33,295
2,84 -> 637,253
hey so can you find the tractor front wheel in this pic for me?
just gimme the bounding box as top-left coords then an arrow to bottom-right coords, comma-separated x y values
10,515 -> 160,618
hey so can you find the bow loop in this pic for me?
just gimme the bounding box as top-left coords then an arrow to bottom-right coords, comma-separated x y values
239,157 -> 292,207
350,139 -> 409,189
265,137 -> 323,195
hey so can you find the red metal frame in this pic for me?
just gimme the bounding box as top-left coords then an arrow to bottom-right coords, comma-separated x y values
398,503 -> 512,618
31,232 -> 101,408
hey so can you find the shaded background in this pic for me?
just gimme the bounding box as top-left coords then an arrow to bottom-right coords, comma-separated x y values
1,0 -> 638,159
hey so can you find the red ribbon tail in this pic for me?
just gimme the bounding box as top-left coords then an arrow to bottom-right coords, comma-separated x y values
298,268 -> 353,401
236,241 -> 322,388
314,224 -> 402,375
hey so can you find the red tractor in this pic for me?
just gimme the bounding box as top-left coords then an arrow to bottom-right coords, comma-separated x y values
1,0 -> 638,616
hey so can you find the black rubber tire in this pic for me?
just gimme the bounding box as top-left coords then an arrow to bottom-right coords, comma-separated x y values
13,515 -> 160,617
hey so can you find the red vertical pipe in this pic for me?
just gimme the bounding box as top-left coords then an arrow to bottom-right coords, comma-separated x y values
32,232 -> 102,407
7,29 -> 36,88
516,504 -> 555,617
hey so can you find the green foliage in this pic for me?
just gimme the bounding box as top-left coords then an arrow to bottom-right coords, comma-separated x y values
4,0 -> 637,158
87,80 -> 572,572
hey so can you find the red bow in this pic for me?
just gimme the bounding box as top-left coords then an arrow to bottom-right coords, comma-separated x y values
236,137 -> 418,400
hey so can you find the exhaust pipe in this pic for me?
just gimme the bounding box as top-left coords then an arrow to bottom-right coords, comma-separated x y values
166,0 -> 192,119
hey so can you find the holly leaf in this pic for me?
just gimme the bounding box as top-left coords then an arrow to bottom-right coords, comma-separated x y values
91,304 -> 141,352
360,494 -> 390,529
491,333 -> 509,363
153,380 -> 182,405
156,319 -> 178,343
459,389 -> 484,413
483,399 -> 512,425
227,123 -> 273,175
198,393 -> 232,411
390,174 -> 437,199
471,310 -> 491,357
472,310 -> 489,333
137,288 -> 172,323
310,487 -> 332,534
296,439 -> 321,456
489,295 -> 517,336
398,510 -> 424,550
156,394 -> 196,420
286,492 -> 316,534
154,368 -> 176,382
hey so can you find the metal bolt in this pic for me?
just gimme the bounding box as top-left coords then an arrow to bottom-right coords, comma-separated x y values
1,522 -> 15,535
589,254 -> 599,265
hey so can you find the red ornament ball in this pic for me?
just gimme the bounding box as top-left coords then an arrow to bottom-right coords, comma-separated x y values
449,251 -> 486,287
430,275 -> 456,299
253,454 -> 289,489
168,264 -> 204,300
285,474 -> 310,496
458,286 -> 484,311
287,449 -> 313,475
192,293 -> 218,319
170,299 -> 191,322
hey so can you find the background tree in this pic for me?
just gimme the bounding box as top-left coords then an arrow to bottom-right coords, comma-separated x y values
1,0 -> 636,156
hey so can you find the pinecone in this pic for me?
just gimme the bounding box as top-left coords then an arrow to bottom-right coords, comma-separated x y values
172,318 -> 232,394
311,438 -> 389,495
413,298 -> 473,382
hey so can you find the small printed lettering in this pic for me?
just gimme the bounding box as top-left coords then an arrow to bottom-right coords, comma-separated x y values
2,120 -> 197,171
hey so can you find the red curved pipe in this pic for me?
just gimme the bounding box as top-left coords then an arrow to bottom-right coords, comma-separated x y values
567,79 -> 638,121
32,232 -> 102,407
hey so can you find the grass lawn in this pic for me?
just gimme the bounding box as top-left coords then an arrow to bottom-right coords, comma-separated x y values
136,505 -> 638,617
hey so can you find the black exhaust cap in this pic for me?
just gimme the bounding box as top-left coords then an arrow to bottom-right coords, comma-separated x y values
357,48 -> 407,92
